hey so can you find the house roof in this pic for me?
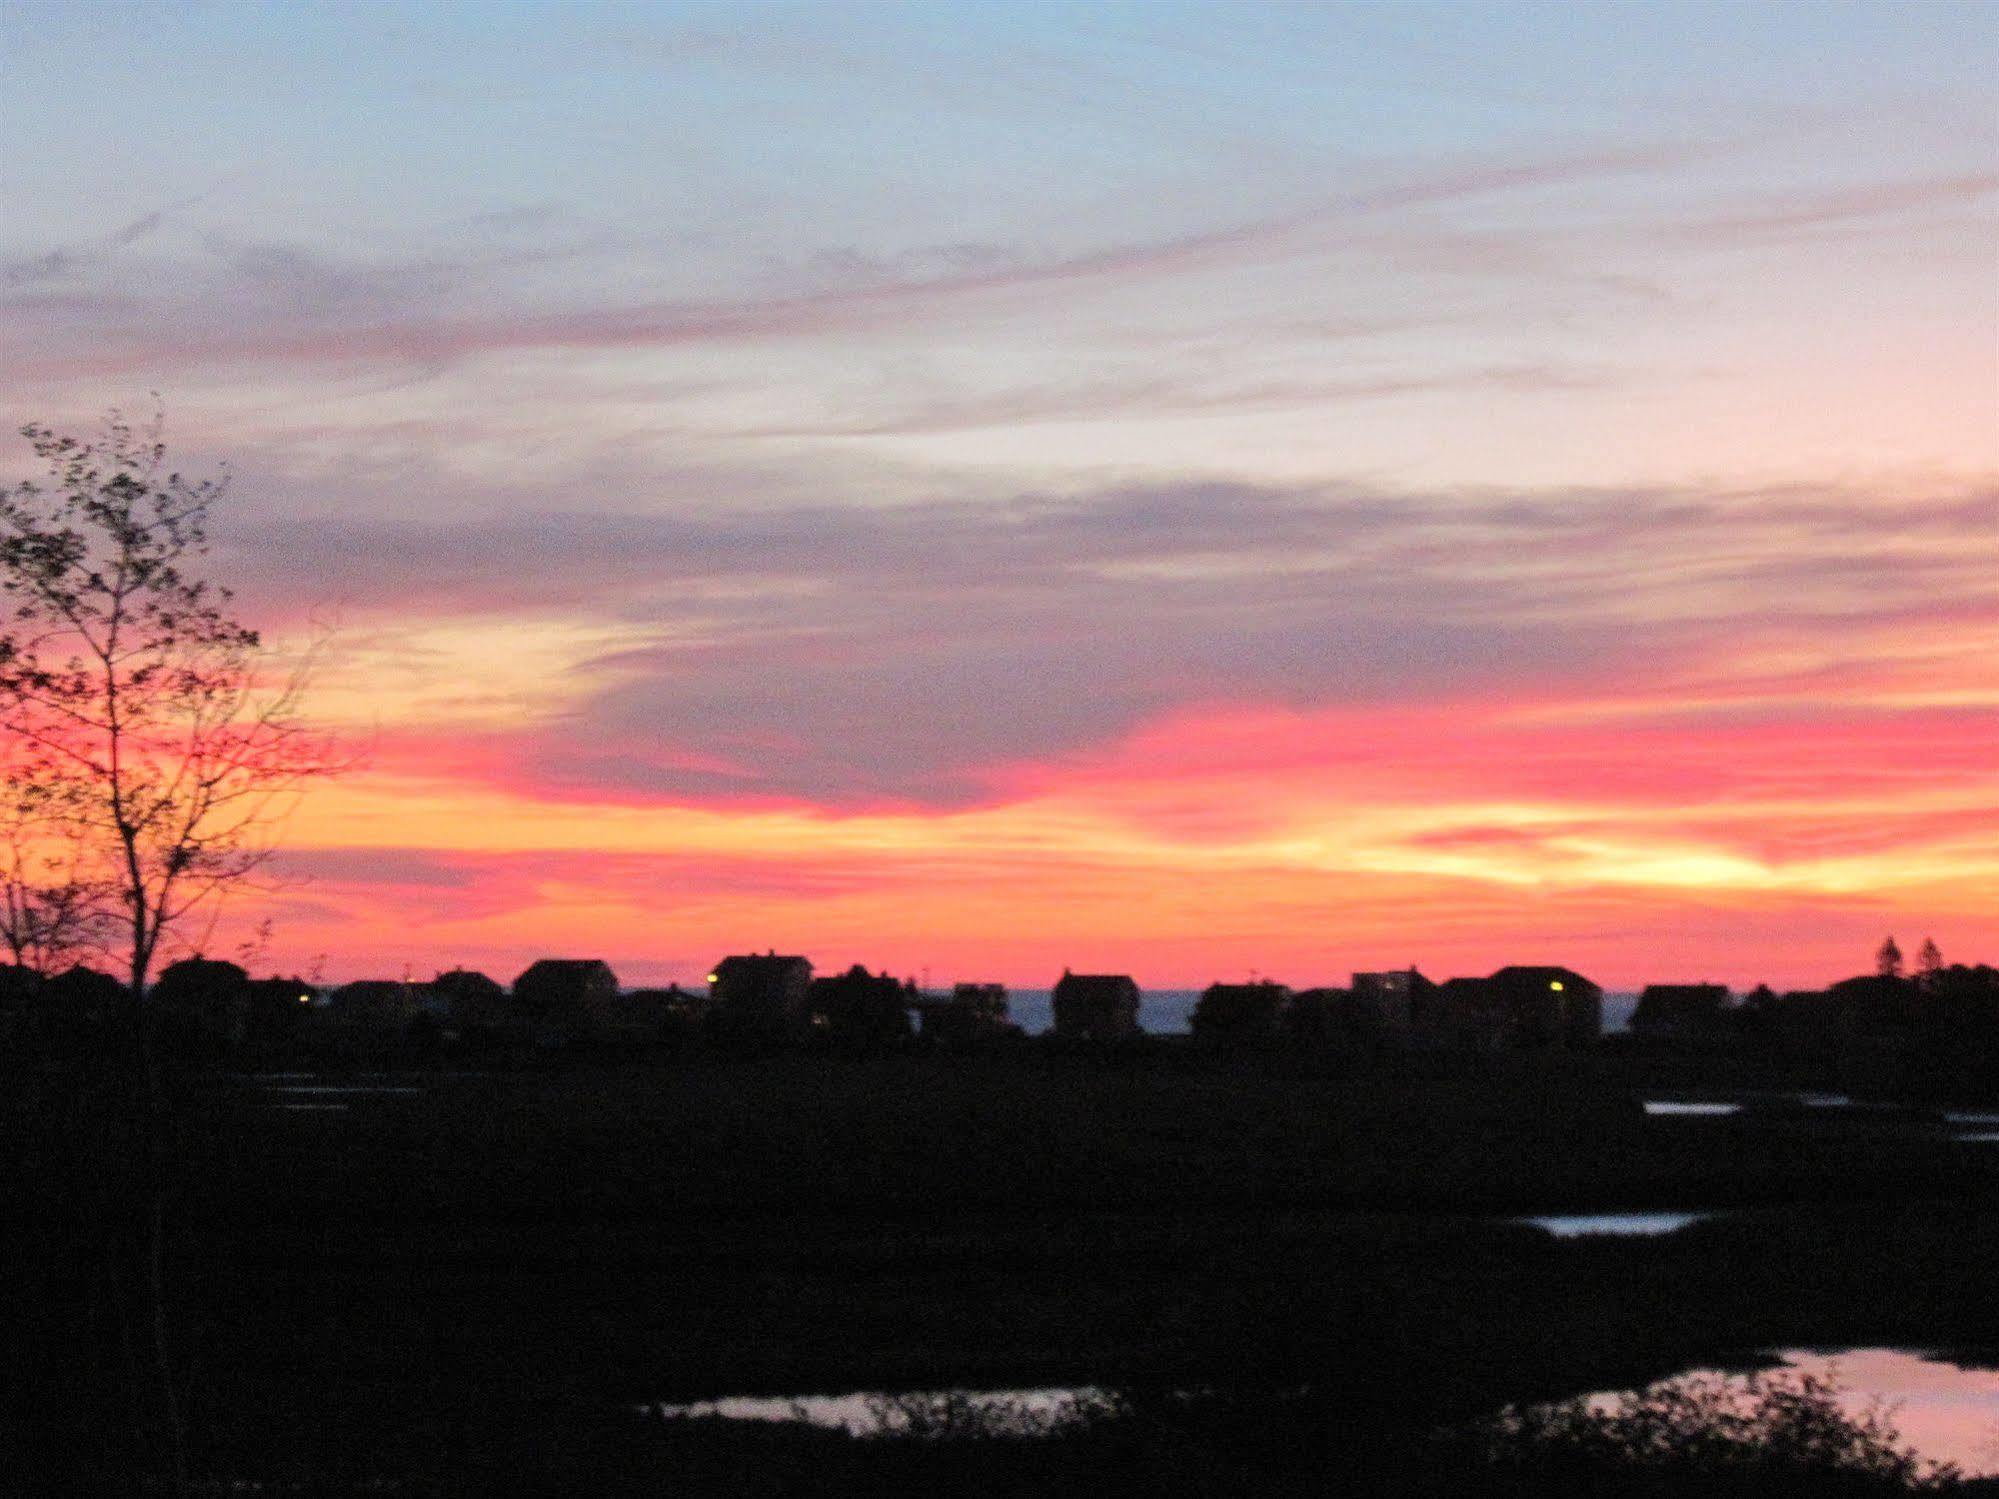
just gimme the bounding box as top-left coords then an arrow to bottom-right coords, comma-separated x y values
512,958 -> 619,990
1489,965 -> 1599,990
1054,972 -> 1140,996
1638,983 -> 1729,1001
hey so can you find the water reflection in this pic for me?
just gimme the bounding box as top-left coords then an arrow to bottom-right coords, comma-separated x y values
1643,1101 -> 1741,1117
1519,1211 -> 1709,1237
651,1350 -> 1999,1474
653,1387 -> 1091,1435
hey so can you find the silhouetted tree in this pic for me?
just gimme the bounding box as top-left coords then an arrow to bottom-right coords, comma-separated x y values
1191,980 -> 1292,1045
1916,937 -> 1943,985
0,409 -> 339,1490
0,411 -> 337,1017
149,955 -> 251,1053
44,961 -> 126,1039
1875,935 -> 1903,979
1467,1367 -> 1951,1490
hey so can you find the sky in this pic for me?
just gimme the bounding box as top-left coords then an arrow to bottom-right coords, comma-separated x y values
2,1 -> 1994,990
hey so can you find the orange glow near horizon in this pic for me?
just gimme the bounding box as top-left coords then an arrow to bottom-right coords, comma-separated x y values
239,637 -> 1999,991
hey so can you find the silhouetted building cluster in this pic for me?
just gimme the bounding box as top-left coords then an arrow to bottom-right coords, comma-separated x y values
1191,965 -> 1603,1051
1589,937 -> 1999,1098
3,933 -> 1992,1090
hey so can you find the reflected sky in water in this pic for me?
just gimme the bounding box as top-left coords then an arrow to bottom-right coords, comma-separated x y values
653,1349 -> 1999,1473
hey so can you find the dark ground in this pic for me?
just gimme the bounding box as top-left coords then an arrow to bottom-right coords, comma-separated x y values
7,1043 -> 1996,1493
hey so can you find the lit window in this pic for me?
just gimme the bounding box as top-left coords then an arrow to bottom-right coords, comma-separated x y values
1550,981 -> 1564,991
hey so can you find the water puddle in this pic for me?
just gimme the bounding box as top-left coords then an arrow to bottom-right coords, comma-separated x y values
650,1387 -> 1096,1435
1517,1211 -> 1710,1237
1643,1101 -> 1741,1117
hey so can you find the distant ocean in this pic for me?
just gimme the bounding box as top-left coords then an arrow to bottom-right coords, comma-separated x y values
1003,990 -> 1641,1036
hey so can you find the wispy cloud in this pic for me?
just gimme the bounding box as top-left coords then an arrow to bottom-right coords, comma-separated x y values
233,472 -> 1994,808
3,137 -> 1718,378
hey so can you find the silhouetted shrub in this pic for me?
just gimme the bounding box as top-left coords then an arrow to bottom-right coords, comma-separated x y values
1456,1366 -> 1958,1493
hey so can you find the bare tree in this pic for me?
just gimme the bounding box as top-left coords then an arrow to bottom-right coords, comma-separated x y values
0,409 -> 335,1011
0,408 -> 338,1491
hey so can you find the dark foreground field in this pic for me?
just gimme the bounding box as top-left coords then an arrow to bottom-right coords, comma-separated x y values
9,1045 -> 1997,1493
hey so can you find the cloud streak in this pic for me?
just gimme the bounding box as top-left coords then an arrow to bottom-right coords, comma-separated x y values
4,137 -> 1723,378
239,472 -> 1995,808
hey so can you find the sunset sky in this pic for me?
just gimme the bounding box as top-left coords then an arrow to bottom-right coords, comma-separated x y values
3,1 -> 1994,990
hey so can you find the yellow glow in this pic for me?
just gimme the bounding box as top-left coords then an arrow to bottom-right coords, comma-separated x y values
1550,980 -> 1564,991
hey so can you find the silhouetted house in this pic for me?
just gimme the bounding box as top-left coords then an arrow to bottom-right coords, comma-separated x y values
152,957 -> 253,1049
1276,971 -> 1433,1048
1426,966 -> 1601,1049
428,967 -> 510,1031
18,964 -> 125,1047
0,964 -> 124,1050
47,964 -> 124,1025
1487,966 -> 1601,1047
707,952 -> 814,1046
244,975 -> 318,1045
512,959 -> 621,1042
1190,981 -> 1292,1044
1631,983 -> 1732,1042
1051,970 -> 1141,1041
807,964 -> 913,1048
1352,968 -> 1433,1043
913,982 -> 1016,1045
513,958 -> 619,1014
